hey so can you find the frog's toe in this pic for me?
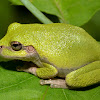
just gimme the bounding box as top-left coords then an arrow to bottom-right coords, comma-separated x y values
40,79 -> 68,88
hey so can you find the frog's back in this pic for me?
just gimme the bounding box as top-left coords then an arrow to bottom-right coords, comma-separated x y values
29,23 -> 100,69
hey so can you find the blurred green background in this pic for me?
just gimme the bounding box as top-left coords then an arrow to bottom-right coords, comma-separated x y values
0,0 -> 100,40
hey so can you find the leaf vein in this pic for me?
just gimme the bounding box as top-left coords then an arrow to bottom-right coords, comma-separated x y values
53,0 -> 66,23
62,89 -> 68,100
0,76 -> 33,91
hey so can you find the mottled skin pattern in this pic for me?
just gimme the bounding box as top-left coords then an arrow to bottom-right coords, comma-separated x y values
0,23 -> 100,88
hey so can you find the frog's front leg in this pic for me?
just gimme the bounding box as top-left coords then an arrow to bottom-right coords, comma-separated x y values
17,62 -> 58,79
66,61 -> 100,88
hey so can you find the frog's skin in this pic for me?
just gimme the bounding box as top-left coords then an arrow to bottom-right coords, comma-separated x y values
0,23 -> 100,88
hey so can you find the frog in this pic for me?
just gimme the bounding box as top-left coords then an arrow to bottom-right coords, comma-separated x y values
0,22 -> 100,89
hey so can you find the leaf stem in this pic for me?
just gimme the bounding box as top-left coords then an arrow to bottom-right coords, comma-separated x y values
20,0 -> 53,24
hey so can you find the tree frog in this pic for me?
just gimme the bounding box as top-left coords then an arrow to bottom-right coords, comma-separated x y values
0,23 -> 100,89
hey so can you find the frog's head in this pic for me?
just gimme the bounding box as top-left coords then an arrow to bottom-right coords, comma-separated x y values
0,23 -> 43,67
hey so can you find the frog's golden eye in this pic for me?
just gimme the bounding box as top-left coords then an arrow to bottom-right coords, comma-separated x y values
11,41 -> 22,51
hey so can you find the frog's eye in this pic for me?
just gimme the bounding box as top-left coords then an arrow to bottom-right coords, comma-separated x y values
11,41 -> 22,51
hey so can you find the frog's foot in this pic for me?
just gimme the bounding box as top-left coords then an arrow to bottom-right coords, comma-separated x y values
40,79 -> 68,88
16,62 -> 37,76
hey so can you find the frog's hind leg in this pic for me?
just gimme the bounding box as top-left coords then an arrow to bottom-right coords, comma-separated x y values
66,61 -> 100,88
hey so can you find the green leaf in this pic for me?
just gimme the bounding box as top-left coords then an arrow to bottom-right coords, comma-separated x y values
9,0 -> 100,26
0,61 -> 100,100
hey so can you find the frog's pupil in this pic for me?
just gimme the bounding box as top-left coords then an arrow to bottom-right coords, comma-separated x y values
13,44 -> 19,48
